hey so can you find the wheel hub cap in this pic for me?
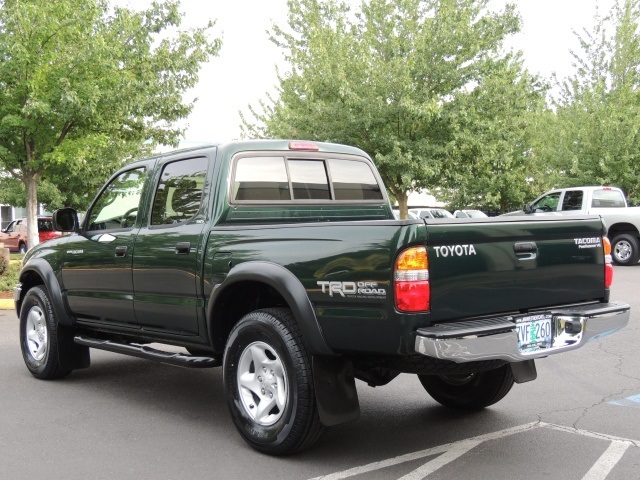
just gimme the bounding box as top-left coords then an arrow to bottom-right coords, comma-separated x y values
615,240 -> 631,261
25,306 -> 48,362
237,341 -> 288,426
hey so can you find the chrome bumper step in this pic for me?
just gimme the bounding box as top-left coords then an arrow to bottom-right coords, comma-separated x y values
415,302 -> 630,363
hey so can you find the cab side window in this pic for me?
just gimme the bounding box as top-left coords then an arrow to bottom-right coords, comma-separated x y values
151,157 -> 208,225
87,168 -> 146,231
561,191 -> 583,211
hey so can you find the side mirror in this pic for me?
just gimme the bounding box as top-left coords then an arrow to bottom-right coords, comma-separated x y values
53,208 -> 79,232
523,203 -> 533,214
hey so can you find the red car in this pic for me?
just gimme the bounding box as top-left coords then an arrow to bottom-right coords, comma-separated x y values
0,216 -> 62,253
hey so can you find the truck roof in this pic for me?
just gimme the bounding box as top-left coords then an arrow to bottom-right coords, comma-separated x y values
130,140 -> 370,166
547,186 -> 623,192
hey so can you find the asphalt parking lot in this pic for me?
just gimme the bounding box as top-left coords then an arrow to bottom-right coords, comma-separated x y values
1,266 -> 638,479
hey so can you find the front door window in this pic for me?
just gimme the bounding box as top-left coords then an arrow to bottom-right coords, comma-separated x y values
87,168 -> 146,232
532,192 -> 561,213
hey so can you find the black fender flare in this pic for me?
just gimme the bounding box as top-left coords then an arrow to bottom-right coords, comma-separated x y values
18,258 -> 73,327
207,261 -> 335,356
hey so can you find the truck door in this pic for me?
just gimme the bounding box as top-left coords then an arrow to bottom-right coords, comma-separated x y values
132,156 -> 209,335
61,167 -> 146,325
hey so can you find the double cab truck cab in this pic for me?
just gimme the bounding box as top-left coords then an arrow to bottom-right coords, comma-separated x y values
15,140 -> 630,455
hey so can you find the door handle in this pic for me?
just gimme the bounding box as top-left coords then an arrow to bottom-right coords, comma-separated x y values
175,242 -> 191,255
115,245 -> 128,257
514,242 -> 537,260
514,242 -> 537,253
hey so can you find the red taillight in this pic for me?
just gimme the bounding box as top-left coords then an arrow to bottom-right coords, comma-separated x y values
288,141 -> 319,151
395,246 -> 430,312
603,237 -> 613,288
395,281 -> 430,311
605,264 -> 613,288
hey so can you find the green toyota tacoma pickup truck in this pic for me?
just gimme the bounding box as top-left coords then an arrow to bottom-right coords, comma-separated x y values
15,140 -> 630,455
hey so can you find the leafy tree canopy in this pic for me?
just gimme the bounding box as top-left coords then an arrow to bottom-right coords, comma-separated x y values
0,0 -> 221,246
243,0 -> 542,215
546,0 -> 640,204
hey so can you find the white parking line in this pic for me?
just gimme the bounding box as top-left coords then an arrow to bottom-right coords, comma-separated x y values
308,422 -> 640,480
308,423 -> 539,480
581,441 -> 632,480
540,422 -> 640,447
396,439 -> 482,480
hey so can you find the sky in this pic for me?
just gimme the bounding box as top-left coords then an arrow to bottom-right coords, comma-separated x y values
114,0 -> 617,148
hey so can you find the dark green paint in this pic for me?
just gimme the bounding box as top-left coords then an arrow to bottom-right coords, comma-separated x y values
18,140 -> 608,356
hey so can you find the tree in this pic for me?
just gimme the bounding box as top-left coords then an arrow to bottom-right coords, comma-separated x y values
0,0 -> 221,248
547,0 -> 640,204
440,57 -> 548,213
242,0 -> 536,216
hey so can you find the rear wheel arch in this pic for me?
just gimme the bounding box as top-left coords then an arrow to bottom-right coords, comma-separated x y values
206,261 -> 334,356
606,223 -> 640,266
606,222 -> 639,238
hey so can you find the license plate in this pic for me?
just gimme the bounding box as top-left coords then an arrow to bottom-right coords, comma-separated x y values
515,314 -> 553,353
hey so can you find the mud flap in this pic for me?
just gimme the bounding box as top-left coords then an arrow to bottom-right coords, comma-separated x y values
511,359 -> 537,384
312,356 -> 360,426
57,325 -> 90,371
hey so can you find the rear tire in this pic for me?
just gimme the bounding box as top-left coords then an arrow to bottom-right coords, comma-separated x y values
18,242 -> 27,254
223,308 -> 326,455
611,233 -> 640,266
19,286 -> 71,380
418,364 -> 515,411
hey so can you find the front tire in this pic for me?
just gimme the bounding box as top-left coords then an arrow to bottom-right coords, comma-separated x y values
611,233 -> 640,266
19,286 -> 71,379
418,364 -> 515,411
223,308 -> 326,455
18,242 -> 27,254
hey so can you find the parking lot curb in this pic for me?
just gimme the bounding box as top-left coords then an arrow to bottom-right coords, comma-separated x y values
0,299 -> 14,310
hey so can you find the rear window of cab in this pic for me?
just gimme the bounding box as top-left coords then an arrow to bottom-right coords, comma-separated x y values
591,189 -> 626,208
231,155 -> 384,203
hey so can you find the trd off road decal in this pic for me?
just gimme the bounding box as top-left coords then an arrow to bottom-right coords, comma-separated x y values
574,237 -> 602,249
317,281 -> 387,299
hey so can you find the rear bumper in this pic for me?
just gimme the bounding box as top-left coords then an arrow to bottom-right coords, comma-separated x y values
414,302 -> 630,363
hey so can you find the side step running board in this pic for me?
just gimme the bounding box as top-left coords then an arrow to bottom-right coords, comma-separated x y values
74,335 -> 221,368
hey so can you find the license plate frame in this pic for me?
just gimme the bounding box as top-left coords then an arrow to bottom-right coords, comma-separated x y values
515,313 -> 553,353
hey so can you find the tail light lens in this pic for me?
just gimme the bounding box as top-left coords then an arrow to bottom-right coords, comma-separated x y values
603,237 -> 613,288
395,246 -> 430,312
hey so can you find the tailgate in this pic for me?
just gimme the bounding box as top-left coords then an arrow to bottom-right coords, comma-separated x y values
426,216 -> 607,321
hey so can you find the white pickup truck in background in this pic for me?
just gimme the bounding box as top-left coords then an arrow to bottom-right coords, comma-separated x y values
505,186 -> 640,266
